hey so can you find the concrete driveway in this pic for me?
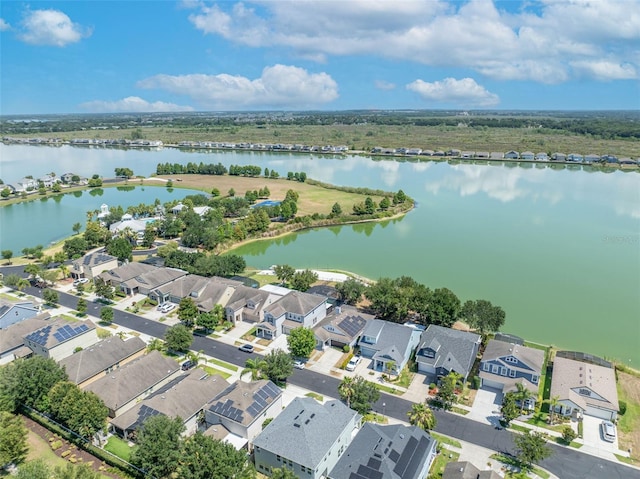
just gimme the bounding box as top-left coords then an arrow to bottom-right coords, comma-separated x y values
581,415 -> 619,453
468,387 -> 503,426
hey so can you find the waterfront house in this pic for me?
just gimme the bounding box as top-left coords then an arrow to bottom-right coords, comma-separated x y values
329,423 -> 437,479
58,336 -> 146,388
253,397 -> 361,478
567,153 -> 583,163
256,291 -> 327,340
535,152 -> 549,161
550,352 -> 619,421
23,319 -> 99,361
551,153 -> 567,162
415,325 -> 481,383
314,305 -> 373,350
14,177 -> 38,192
71,252 -> 118,280
521,151 -> 535,160
479,339 -> 544,408
357,320 -> 421,374
225,285 -> 278,325
490,152 -> 504,160
504,151 -> 520,159
475,152 -> 490,159
583,154 -> 599,164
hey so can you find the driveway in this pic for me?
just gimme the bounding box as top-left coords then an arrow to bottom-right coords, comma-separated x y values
468,387 -> 503,426
581,415 -> 619,454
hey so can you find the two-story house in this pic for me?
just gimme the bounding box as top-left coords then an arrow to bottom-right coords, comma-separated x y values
357,320 -> 421,375
253,397 -> 361,478
23,319 -> 99,361
256,291 -> 327,340
479,339 -> 544,408
71,252 -> 118,280
0,300 -> 41,329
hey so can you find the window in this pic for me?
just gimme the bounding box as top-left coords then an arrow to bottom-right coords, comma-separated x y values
276,456 -> 281,462
509,369 -> 516,378
531,375 -> 538,384
483,362 -> 490,372
505,356 -> 517,363
492,364 -> 499,374
500,367 -> 507,376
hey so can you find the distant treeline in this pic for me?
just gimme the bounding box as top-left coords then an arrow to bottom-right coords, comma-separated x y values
156,162 -> 227,175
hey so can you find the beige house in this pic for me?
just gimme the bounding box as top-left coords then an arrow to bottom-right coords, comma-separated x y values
0,314 -> 50,365
71,252 -> 118,280
23,319 -> 99,361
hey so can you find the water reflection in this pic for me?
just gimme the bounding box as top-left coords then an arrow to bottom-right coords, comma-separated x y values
89,188 -> 104,197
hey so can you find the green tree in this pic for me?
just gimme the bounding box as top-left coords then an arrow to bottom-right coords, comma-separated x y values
543,395 -> 561,425
52,183 -> 62,193
142,224 -> 156,248
178,297 -> 199,327
83,221 -> 109,247
100,306 -> 114,324
330,202 -> 342,217
339,375 -> 380,415
94,278 -> 115,302
289,269 -> 318,291
1,250 -> 13,264
228,188 -> 235,197
423,287 -> 461,327
460,299 -> 506,336
379,196 -> 391,210
287,327 -> 316,359
0,356 -> 67,412
501,392 -> 520,426
364,277 -> 410,322
436,371 -> 461,410
514,430 -> 552,472
63,237 -> 88,259
42,289 -> 59,306
14,459 -> 50,479
364,196 -> 376,214
260,349 -> 293,385
164,324 -> 193,352
179,433 -> 256,479
15,278 -> 30,293
514,382 -> 534,414
76,298 -> 87,316
407,403 -> 437,431
335,278 -> 366,304
131,415 -> 184,479
196,304 -> 225,332
53,462 -> 101,479
2,274 -> 20,288
271,467 -> 298,479
242,358 -> 267,381
106,237 -> 133,262
273,264 -> 295,285
0,187 -> 10,199
0,412 -> 28,467
561,425 -> 577,444
72,222 -> 82,235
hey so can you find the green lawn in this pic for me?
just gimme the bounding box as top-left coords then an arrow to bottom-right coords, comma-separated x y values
207,357 -> 239,372
429,450 -> 460,478
525,413 -> 569,433
305,392 -> 324,401
490,453 -> 550,479
430,432 -> 462,449
104,436 -> 133,462
200,365 -> 232,380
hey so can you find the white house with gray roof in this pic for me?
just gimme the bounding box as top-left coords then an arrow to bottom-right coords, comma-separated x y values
357,320 -> 421,374
253,397 -> 361,479
329,423 -> 437,479
416,325 -> 481,383
23,319 -> 99,361
256,291 -> 327,340
550,353 -> 619,421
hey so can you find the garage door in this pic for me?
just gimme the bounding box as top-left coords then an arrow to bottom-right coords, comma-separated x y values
585,406 -> 614,420
481,378 -> 504,391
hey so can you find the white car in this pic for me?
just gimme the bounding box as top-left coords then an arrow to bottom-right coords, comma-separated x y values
601,420 -> 616,443
293,360 -> 305,370
73,278 -> 89,287
159,303 -> 176,314
346,356 -> 361,372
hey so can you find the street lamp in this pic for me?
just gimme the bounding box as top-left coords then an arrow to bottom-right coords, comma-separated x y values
382,402 -> 386,416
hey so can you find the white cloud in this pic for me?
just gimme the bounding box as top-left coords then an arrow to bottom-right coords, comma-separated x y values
375,80 -> 396,91
0,18 -> 10,31
407,77 -> 499,107
137,64 -> 338,109
19,9 -> 91,46
570,60 -> 637,81
79,96 -> 194,113
186,0 -> 640,83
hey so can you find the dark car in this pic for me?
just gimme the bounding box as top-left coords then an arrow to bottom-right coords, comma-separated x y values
239,344 -> 254,353
181,360 -> 195,371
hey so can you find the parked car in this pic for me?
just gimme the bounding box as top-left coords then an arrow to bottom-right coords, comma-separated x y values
73,278 -> 89,287
159,303 -> 176,314
181,360 -> 195,371
346,356 -> 361,372
239,344 -> 254,353
293,360 -> 305,370
601,420 -> 616,442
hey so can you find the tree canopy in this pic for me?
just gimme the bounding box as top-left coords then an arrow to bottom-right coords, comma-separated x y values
178,297 -> 199,327
335,278 -> 366,305
0,356 -> 67,412
338,375 -> 380,415
261,349 -> 293,385
273,264 -> 295,285
286,327 -> 316,359
407,403 -> 436,431
460,299 -> 506,335
164,324 -> 193,352
131,415 -> 185,479
179,433 -> 255,479
0,412 -> 28,468
289,269 -> 318,292
514,430 -> 552,471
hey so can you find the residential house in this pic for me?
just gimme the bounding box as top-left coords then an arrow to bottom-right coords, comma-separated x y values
448,149 -> 461,157
479,339 -> 545,407
109,218 -> 150,243
314,305 -> 373,350
520,151 -> 535,161
504,151 -> 520,159
551,152 -> 567,162
100,263 -> 186,295
460,151 -> 475,159
110,371 -> 230,440
357,320 -> 421,374
601,155 -> 618,164
171,203 -> 211,217
475,152 -> 490,159
71,252 -> 118,280
38,174 -> 60,187
415,325 -> 481,383
550,352 -> 619,421
489,152 -> 504,160
225,285 -> 279,325
0,315 -> 50,365
253,397 -> 361,478
329,423 -> 437,479
0,300 -> 41,329
13,177 -> 38,192
583,154 -> 600,164
84,351 -> 182,418
58,336 -> 146,388
149,275 -> 240,313
443,461 -> 502,479
23,319 -> 99,361
256,291 -> 327,340
204,379 -> 283,448
567,153 -> 584,163
61,172 -> 78,184
535,152 -> 549,161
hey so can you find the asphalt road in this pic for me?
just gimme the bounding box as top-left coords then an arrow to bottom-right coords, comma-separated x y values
2,265 -> 638,479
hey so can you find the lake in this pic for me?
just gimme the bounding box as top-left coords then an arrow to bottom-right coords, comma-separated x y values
1,143 -> 639,367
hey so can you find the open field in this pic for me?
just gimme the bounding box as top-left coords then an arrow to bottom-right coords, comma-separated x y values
617,371 -> 640,461
6,122 -> 639,157
146,175 -> 392,217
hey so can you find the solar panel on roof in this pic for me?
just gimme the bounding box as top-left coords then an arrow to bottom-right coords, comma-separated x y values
393,435 -> 419,477
388,449 -> 400,463
355,464 -> 383,479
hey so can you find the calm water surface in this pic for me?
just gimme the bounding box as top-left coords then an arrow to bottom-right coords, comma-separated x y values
1,144 -> 639,366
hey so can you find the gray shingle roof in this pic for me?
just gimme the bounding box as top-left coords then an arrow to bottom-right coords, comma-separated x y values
329,423 -> 436,479
359,320 -> 414,357
416,325 -> 481,377
265,291 -> 326,317
101,262 -> 157,283
78,252 -> 117,268
481,339 -> 544,372
0,315 -> 50,356
84,351 -> 180,412
207,379 -> 281,426
443,461 -> 502,479
59,336 -> 146,384
253,397 -> 360,469
24,319 -> 96,349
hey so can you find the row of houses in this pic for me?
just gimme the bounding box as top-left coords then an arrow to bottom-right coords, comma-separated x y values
3,172 -> 88,194
177,141 -> 349,154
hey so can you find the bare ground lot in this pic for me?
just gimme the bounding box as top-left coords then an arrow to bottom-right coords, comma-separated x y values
145,175 -> 391,217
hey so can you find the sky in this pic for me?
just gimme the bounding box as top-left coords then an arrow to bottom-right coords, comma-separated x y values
0,0 -> 639,115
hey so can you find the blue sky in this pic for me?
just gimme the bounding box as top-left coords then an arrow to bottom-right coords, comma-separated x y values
1,0 -> 639,114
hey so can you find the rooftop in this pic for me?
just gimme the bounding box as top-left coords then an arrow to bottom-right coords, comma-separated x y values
207,379 -> 281,426
24,319 -> 96,349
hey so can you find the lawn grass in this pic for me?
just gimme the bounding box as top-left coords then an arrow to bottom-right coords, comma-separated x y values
199,365 -> 232,380
104,436 -> 133,462
490,453 -> 550,479
614,454 -> 639,466
385,366 -> 414,388
207,357 -> 238,372
452,406 -> 470,416
59,314 -> 79,322
305,392 -> 324,402
429,450 -> 460,478
372,382 -> 401,395
363,412 -> 388,424
616,371 -> 640,460
430,432 -> 462,449
242,327 -> 257,340
525,413 -> 568,433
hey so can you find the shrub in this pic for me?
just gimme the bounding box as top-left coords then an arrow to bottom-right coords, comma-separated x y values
61,450 -> 71,458
51,440 -> 63,450
429,383 -> 437,390
562,426 -> 578,444
619,400 -> 627,416
472,376 -> 481,389
343,345 -> 351,353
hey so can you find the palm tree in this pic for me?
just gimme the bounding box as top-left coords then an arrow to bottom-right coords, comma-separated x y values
338,376 -> 356,409
58,264 -> 69,279
514,382 -> 534,414
15,278 -> 30,292
544,395 -> 561,424
146,338 -> 164,353
408,403 -> 437,431
242,358 -> 266,380
187,350 -> 205,367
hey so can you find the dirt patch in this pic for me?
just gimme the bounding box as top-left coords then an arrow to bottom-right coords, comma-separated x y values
22,415 -> 124,478
618,371 -> 640,459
